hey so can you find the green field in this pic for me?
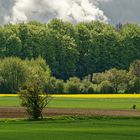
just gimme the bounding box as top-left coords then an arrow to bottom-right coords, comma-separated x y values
0,117 -> 140,140
0,96 -> 140,110
0,97 -> 140,140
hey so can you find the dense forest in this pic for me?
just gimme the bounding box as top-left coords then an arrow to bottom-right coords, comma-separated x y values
0,19 -> 140,94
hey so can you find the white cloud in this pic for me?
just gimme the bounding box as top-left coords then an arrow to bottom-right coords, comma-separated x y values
1,0 -> 140,25
5,0 -> 109,23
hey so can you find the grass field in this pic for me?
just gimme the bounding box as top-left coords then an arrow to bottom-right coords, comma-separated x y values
0,116 -> 140,140
0,96 -> 140,110
0,95 -> 140,140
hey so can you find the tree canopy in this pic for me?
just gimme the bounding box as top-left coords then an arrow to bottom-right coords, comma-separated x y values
0,19 -> 140,81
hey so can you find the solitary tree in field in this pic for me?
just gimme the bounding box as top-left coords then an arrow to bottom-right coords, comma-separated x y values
19,57 -> 51,120
19,83 -> 50,120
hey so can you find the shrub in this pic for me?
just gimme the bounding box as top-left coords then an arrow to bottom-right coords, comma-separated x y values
87,85 -> 95,94
81,80 -> 95,94
129,60 -> 140,78
126,77 -> 140,93
55,79 -> 64,94
45,77 -> 64,94
126,60 -> 140,93
65,77 -> 82,94
99,81 -> 115,94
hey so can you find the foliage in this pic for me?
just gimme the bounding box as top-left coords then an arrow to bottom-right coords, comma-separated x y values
126,60 -> 140,93
19,83 -> 50,120
1,20 -> 140,81
1,20 -> 140,93
126,77 -> 140,93
99,81 -> 115,94
95,68 -> 128,93
0,57 -> 51,94
45,77 -> 64,94
104,69 -> 128,93
129,60 -> 140,78
81,80 -> 95,94
26,57 -> 51,87
64,77 -> 82,94
0,57 -> 28,93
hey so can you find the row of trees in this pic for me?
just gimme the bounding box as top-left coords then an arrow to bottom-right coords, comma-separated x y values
0,57 -> 140,94
94,60 -> 140,93
46,60 -> 140,94
0,19 -> 140,80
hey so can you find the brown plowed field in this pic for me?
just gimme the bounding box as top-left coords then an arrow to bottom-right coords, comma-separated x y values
0,107 -> 140,118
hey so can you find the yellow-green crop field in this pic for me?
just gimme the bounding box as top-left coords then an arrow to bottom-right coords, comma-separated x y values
52,94 -> 140,98
1,94 -> 140,98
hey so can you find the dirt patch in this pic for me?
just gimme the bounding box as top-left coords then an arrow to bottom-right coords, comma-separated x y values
0,107 -> 140,118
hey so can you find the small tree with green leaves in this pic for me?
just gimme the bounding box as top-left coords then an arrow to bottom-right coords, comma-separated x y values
19,57 -> 51,120
105,68 -> 128,93
19,83 -> 50,120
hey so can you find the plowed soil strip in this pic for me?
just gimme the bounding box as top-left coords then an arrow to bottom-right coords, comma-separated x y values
0,107 -> 140,118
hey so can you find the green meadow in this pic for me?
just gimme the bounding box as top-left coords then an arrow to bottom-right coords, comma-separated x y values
0,96 -> 140,110
0,117 -> 140,140
0,96 -> 140,140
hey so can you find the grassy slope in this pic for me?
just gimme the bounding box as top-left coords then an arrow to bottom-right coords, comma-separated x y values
0,117 -> 140,140
0,96 -> 140,110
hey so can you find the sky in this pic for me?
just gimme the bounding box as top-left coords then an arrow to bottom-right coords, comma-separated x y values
0,0 -> 140,25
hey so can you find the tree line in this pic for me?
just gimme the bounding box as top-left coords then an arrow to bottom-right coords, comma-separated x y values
0,57 -> 140,94
0,19 -> 140,81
